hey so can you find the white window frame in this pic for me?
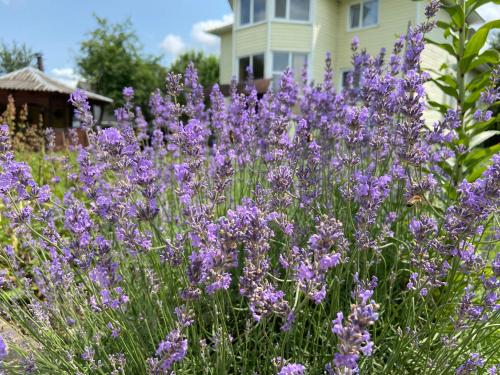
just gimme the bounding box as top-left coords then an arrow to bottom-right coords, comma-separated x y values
273,0 -> 312,23
239,0 -> 267,28
272,51 -> 309,88
339,68 -> 353,90
347,0 -> 379,31
339,68 -> 365,90
238,53 -> 266,81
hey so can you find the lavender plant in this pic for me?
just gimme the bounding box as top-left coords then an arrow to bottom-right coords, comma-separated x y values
0,2 -> 499,374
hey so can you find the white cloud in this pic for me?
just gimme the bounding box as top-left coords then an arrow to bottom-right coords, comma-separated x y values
160,34 -> 186,57
159,14 -> 233,60
191,14 -> 233,50
50,67 -> 81,88
477,3 -> 500,22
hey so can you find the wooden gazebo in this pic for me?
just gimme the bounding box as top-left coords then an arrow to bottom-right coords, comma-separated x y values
0,66 -> 112,147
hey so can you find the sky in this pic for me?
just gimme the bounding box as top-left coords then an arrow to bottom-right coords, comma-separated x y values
0,0 -> 233,86
0,0 -> 499,88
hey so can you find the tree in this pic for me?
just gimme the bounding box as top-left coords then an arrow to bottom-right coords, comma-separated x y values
76,16 -> 166,108
168,51 -> 219,89
0,41 -> 36,74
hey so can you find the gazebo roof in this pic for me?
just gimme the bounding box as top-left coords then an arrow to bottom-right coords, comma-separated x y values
0,67 -> 112,103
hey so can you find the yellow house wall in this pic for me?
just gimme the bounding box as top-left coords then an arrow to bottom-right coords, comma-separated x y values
235,23 -> 268,57
216,0 -> 454,125
334,0 -> 418,87
421,9 -> 456,124
219,31 -> 233,84
312,0 -> 338,83
270,22 -> 312,52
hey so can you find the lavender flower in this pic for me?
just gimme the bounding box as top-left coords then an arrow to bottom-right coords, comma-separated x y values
149,329 -> 187,373
69,89 -> 94,129
330,276 -> 379,374
456,353 -> 485,374
278,363 -> 306,375
0,334 -> 7,361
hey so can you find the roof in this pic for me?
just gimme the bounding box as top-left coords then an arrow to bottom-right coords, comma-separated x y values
0,67 -> 113,103
207,23 -> 233,36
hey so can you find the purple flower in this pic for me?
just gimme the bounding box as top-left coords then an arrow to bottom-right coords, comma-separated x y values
69,89 -> 94,129
122,86 -> 134,100
0,334 -> 7,361
64,202 -> 93,235
151,329 -> 187,372
330,276 -> 379,373
456,353 -> 485,374
278,363 -> 306,375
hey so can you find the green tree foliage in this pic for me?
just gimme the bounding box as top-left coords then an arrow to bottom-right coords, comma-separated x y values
76,16 -> 166,108
168,50 -> 219,88
0,41 -> 36,74
426,0 -> 500,183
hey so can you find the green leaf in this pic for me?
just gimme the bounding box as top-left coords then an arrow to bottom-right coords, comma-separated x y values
466,0 -> 500,16
463,20 -> 500,60
469,130 -> 500,149
467,49 -> 500,71
442,4 -> 465,30
425,38 -> 457,57
436,74 -> 459,89
436,20 -> 451,30
431,79 -> 459,99
465,143 -> 500,181
467,164 -> 489,182
467,115 -> 497,135
463,90 -> 482,112
463,143 -> 500,173
427,99 -> 450,113
465,73 -> 490,93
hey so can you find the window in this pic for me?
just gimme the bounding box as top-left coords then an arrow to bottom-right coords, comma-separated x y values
349,0 -> 378,29
254,0 -> 266,22
241,0 -> 251,24
290,0 -> 310,21
341,70 -> 352,89
340,69 -> 363,90
239,53 -> 265,81
240,0 -> 267,26
274,0 -> 310,21
275,0 -> 286,18
253,54 -> 265,79
272,51 -> 308,90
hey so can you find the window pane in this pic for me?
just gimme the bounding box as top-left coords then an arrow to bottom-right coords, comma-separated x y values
240,0 -> 251,24
254,0 -> 266,22
275,0 -> 287,18
349,4 -> 360,28
273,52 -> 289,72
253,54 -> 265,79
290,0 -> 310,21
342,71 -> 352,88
292,53 -> 307,81
239,56 -> 251,81
362,0 -> 378,27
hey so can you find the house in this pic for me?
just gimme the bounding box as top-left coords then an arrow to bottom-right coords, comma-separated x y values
208,0 -> 484,121
0,65 -> 112,147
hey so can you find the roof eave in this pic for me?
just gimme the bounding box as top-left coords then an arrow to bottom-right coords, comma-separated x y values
207,23 -> 233,36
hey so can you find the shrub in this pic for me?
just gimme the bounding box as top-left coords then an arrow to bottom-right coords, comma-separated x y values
0,95 -> 44,153
0,2 -> 499,374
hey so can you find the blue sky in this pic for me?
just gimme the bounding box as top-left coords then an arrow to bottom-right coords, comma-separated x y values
0,0 -> 232,86
0,0 -> 499,88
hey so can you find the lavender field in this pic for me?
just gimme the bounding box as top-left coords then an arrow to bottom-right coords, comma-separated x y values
0,1 -> 499,374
